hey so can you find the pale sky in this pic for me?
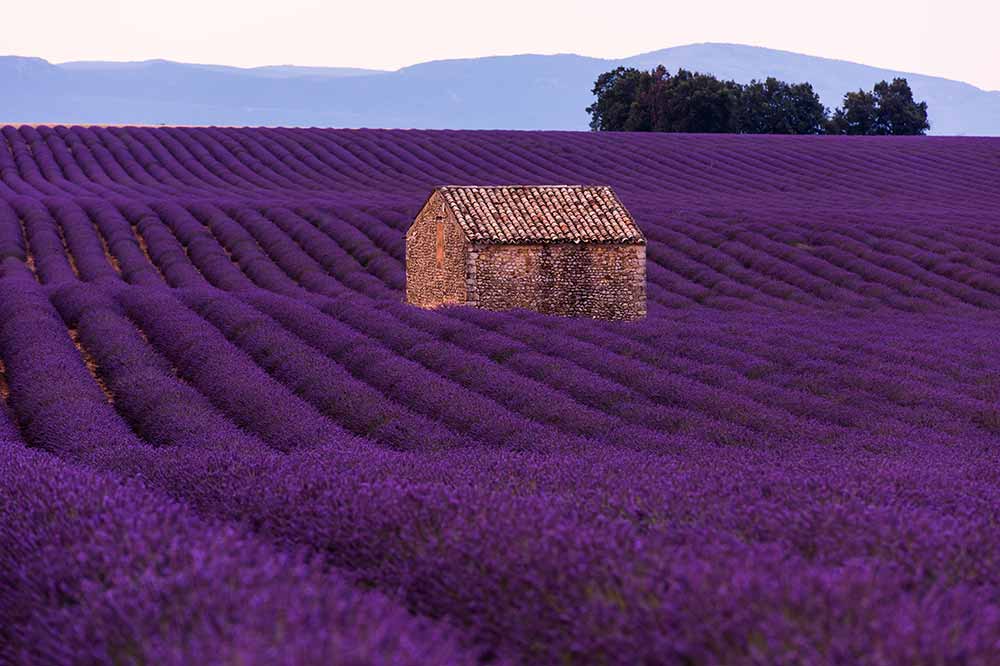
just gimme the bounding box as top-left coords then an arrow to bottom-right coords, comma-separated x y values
3,0 -> 999,91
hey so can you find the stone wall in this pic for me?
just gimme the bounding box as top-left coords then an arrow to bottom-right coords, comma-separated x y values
405,193 -> 470,307
473,243 -> 646,320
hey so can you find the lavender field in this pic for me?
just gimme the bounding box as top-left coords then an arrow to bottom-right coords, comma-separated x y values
2,125 -> 1000,665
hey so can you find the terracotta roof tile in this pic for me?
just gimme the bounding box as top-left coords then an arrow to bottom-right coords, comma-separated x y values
435,185 -> 644,244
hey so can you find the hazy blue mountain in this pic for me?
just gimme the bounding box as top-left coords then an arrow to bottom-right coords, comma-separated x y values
59,60 -> 384,78
2,44 -> 998,134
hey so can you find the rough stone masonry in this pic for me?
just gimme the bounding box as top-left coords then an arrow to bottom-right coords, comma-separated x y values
406,185 -> 646,320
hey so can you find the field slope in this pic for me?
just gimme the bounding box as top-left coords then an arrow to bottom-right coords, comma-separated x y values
2,125 -> 1000,665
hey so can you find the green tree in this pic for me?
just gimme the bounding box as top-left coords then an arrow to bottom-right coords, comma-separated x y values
872,78 -> 931,135
620,65 -> 669,132
828,78 -> 930,135
587,66 -> 741,133
585,67 -> 645,131
827,90 -> 877,135
649,69 -> 742,133
738,78 -> 828,134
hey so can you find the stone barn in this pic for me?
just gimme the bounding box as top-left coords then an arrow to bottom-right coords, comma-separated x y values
405,185 -> 646,320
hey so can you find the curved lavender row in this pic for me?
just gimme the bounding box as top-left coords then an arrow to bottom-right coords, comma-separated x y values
49,282 -> 277,452
108,126 -> 205,193
295,205 -> 405,291
49,127 -> 126,195
442,305 -> 865,439
315,296 -> 678,447
186,201 -> 310,297
81,199 -> 165,286
239,289 -> 582,451
114,199 -> 210,288
129,126 -> 240,195
52,277 -> 464,452
5,127 -> 999,212
0,386 -> 20,442
114,285 -> 356,451
35,127 -> 108,196
91,126 -> 167,191
0,274 -> 139,453
209,126 -> 315,191
3,124 -> 997,308
566,306 -> 1000,436
45,198 -> 122,284
330,206 -> 408,278
71,126 -> 180,200
17,406 -> 1000,664
176,287 -> 470,450
223,203 -> 348,297
3,125 -> 1000,665
0,199 -> 26,264
18,126 -> 98,199
7,196 -> 78,284
170,126 -> 280,192
262,205 -> 395,296
54,127 -> 136,194
335,297 -> 818,447
1,126 -> 61,197
231,127 -> 348,192
150,200 -> 258,291
0,129 -> 29,197
0,439 -> 481,666
6,276 -> 1000,662
415,303 -> 852,430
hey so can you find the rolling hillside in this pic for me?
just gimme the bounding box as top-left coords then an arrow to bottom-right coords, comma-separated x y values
3,43 -> 999,134
2,126 -> 1000,663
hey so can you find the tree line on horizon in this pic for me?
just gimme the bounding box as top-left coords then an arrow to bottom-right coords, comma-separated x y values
586,66 -> 931,135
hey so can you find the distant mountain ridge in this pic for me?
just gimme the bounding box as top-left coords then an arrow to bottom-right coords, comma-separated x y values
2,43 -> 998,135
57,59 -> 383,79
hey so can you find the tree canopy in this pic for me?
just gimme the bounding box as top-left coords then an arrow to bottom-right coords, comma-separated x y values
587,66 -> 741,133
587,68 -> 930,135
738,78 -> 827,135
827,78 -> 930,135
586,67 -> 646,132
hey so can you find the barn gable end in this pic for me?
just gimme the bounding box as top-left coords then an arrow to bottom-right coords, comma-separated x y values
405,191 -> 470,308
406,185 -> 646,320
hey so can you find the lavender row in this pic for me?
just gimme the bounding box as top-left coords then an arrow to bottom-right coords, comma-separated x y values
0,437 -> 479,666
3,126 -> 997,210
6,277 -> 1000,662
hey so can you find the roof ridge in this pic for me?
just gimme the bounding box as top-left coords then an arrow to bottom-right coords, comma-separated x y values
438,184 -> 609,189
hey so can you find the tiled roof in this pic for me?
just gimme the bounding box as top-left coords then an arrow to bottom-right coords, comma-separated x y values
436,185 -> 644,244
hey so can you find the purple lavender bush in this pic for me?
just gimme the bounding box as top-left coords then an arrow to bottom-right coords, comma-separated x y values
1,125 -> 1000,664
